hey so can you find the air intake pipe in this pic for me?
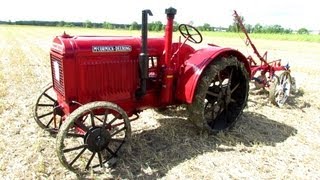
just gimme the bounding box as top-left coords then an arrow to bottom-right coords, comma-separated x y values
160,7 -> 177,104
136,9 -> 153,98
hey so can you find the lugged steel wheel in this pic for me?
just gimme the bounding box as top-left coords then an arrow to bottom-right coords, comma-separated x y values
34,85 -> 64,134
56,101 -> 131,173
188,56 -> 249,134
269,71 -> 292,107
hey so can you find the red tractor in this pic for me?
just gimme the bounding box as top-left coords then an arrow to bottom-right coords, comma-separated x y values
34,7 -> 250,173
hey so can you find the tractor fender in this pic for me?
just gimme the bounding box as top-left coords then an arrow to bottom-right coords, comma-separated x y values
176,46 -> 250,104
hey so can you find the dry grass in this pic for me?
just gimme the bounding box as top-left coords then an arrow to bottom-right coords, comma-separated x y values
0,25 -> 320,179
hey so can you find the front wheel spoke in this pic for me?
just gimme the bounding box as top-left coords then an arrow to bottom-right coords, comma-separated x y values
45,117 -> 54,127
75,121 -> 90,133
98,152 -> 103,167
106,147 -> 117,157
69,147 -> 87,166
38,103 -> 54,107
63,144 -> 88,153
66,133 -> 85,138
38,111 -> 53,119
110,138 -> 124,143
110,127 -> 126,137
85,152 -> 96,170
43,93 -> 56,103
53,115 -> 58,128
58,116 -> 63,128
106,115 -> 120,128
102,109 -> 109,128
90,112 -> 95,127
94,115 -> 103,123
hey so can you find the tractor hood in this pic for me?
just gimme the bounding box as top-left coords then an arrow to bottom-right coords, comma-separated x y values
51,32 -> 165,56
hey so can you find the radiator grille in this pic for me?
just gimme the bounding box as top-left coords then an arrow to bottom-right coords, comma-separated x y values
51,56 -> 65,96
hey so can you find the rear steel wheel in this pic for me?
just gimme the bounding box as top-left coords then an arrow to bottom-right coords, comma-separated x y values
269,71 -> 291,107
34,85 -> 64,134
188,56 -> 249,134
56,101 -> 131,173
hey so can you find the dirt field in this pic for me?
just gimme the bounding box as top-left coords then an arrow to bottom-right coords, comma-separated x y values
0,25 -> 320,179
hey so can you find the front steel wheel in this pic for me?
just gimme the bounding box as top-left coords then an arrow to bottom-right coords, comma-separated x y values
188,56 -> 249,134
34,85 -> 64,134
56,101 -> 131,173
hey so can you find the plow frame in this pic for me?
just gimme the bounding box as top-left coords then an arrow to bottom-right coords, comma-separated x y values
233,10 -> 290,88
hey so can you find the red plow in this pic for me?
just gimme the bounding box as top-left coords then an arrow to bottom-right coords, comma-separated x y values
233,10 -> 294,107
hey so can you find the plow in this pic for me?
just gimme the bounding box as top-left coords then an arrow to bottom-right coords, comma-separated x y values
233,10 -> 294,107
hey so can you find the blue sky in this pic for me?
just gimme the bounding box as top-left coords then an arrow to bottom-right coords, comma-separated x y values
1,0 -> 319,30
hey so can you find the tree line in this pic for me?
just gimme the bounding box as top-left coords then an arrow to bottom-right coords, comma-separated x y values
227,16 -> 310,34
0,19 -> 312,34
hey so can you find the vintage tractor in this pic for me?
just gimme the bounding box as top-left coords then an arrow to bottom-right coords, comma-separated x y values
34,7 -> 250,173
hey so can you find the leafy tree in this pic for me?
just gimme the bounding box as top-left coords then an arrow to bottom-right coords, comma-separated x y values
149,21 -> 163,31
203,23 -> 211,31
129,21 -> 139,30
245,24 -> 253,33
297,28 -> 309,34
103,22 -> 114,29
228,16 -> 244,32
253,23 -> 263,33
57,21 -> 65,27
84,20 -> 93,28
173,21 -> 179,31
64,22 -> 74,27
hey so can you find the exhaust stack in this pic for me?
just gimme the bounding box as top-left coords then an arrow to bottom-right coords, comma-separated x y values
136,9 -> 153,98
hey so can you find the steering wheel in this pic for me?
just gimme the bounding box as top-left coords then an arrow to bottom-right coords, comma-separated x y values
178,24 -> 203,44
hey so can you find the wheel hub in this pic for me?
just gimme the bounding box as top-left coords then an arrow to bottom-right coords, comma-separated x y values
219,85 -> 232,105
84,127 -> 111,152
53,101 -> 64,116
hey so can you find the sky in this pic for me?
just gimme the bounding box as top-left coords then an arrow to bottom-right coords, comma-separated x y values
1,0 -> 319,30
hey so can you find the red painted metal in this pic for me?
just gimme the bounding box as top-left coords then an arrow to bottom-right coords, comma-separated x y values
49,8 -> 251,119
176,46 -> 249,103
160,7 -> 177,104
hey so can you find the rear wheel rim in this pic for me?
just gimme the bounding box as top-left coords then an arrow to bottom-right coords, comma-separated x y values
205,66 -> 247,130
188,57 -> 249,133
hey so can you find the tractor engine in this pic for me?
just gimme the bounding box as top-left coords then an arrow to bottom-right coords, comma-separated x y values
50,34 -> 166,114
49,7 -> 195,116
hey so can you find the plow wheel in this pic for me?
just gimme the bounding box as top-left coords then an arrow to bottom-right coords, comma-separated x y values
34,85 -> 64,134
269,71 -> 292,107
188,56 -> 249,134
56,101 -> 131,173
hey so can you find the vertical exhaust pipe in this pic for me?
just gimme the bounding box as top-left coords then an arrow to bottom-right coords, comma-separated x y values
136,9 -> 153,98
